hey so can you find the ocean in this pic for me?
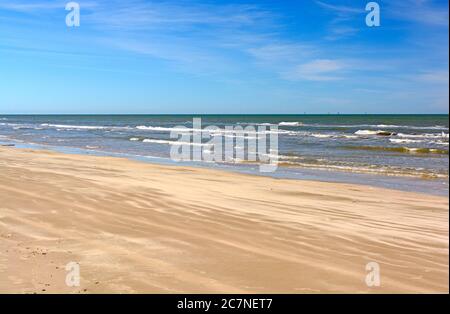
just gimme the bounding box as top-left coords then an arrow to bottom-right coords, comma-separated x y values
1,114 -> 448,195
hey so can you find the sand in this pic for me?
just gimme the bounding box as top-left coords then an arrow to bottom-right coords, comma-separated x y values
0,146 -> 448,293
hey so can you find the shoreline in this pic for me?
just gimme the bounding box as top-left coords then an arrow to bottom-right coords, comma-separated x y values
0,146 -> 448,293
1,139 -> 448,197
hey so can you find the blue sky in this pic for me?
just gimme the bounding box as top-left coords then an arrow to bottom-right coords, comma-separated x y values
0,0 -> 448,114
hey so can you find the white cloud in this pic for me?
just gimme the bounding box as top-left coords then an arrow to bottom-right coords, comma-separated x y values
247,44 -> 315,63
83,1 -> 273,31
315,1 -> 364,15
387,0 -> 449,26
284,59 -> 345,81
325,26 -> 359,40
0,1 -> 98,13
314,1 -> 365,41
417,70 -> 449,83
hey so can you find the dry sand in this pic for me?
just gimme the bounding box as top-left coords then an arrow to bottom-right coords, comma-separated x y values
0,146 -> 448,293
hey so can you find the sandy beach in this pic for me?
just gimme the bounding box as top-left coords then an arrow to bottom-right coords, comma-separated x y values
0,146 -> 448,293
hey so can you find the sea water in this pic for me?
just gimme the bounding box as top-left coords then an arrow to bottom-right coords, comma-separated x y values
1,114 -> 448,196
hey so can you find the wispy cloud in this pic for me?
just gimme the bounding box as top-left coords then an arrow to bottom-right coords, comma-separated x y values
324,25 -> 359,40
417,70 -> 449,83
314,1 -> 366,41
316,0 -> 449,27
0,1 -> 62,12
387,0 -> 449,26
315,1 -> 364,15
101,36 -> 236,76
83,0 -> 273,31
0,0 -> 448,113
76,0 -> 281,76
0,0 -> 98,13
247,43 -> 316,64
283,59 -> 346,81
0,0 -> 277,77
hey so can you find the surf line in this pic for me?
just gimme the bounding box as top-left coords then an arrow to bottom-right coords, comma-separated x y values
169,118 -> 279,173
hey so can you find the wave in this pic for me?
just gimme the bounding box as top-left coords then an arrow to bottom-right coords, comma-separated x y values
390,138 -> 449,146
214,155 -> 448,179
397,132 -> 449,139
136,125 -> 289,136
279,122 -> 303,126
433,141 -> 449,146
41,123 -> 109,130
354,130 -> 395,136
142,139 -> 213,147
309,133 -> 359,139
39,123 -> 133,131
276,161 -> 447,179
258,153 -> 304,160
135,128 -> 445,141
389,138 -> 424,144
137,125 -> 192,132
3,122 -> 117,131
222,134 -> 258,139
278,123 -> 448,130
13,126 -> 35,130
374,124 -> 448,130
310,133 -> 334,138
344,145 -> 448,155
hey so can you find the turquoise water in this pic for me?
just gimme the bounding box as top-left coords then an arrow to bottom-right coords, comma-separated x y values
1,114 -> 448,195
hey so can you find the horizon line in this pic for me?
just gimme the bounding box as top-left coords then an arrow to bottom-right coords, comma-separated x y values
1,113 -> 449,116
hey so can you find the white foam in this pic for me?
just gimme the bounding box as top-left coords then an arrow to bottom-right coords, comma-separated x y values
41,123 -> 109,130
142,139 -> 213,147
41,123 -> 129,130
433,141 -> 449,146
136,125 -> 289,136
397,132 -> 449,139
389,138 -> 423,144
310,133 -> 334,138
137,125 -> 193,132
278,123 -> 449,131
355,130 -> 376,135
354,130 -> 391,136
364,124 -> 448,130
279,122 -> 302,126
